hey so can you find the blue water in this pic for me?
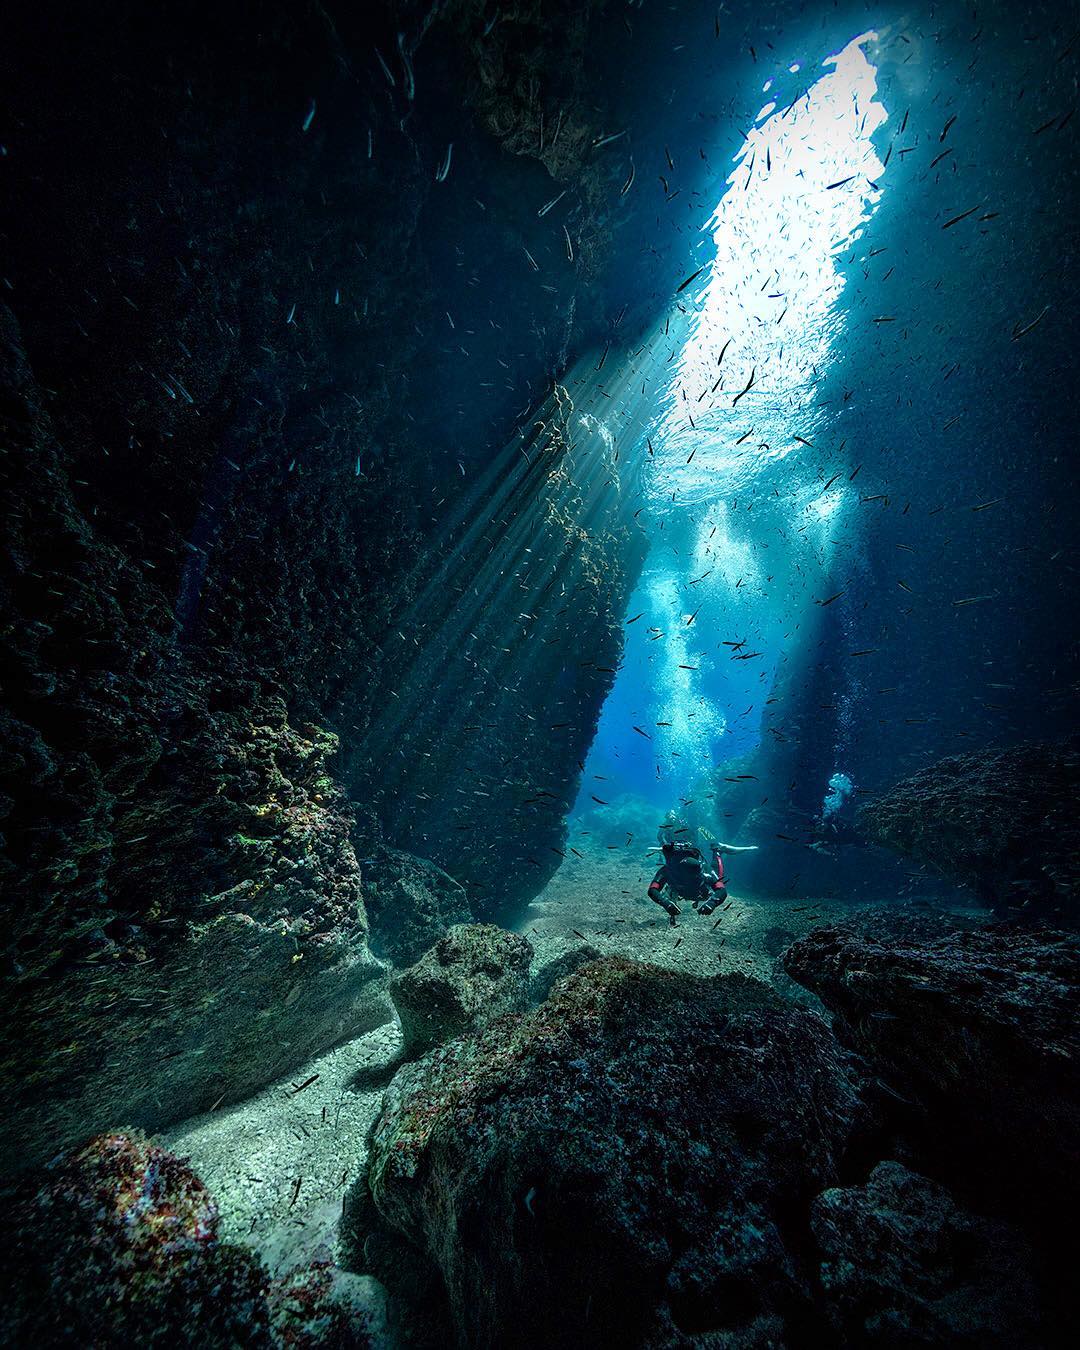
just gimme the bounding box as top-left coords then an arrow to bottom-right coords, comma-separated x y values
574,32 -> 887,818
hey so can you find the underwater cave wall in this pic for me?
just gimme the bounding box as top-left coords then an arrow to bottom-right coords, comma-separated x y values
0,0 -> 687,1172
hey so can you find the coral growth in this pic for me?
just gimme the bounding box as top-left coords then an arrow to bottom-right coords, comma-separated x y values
0,1131 -> 372,1347
351,957 -> 868,1347
390,923 -> 533,1059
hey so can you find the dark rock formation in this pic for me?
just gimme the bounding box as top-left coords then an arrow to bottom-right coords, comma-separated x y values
860,743 -> 1080,919
0,0 -> 656,1176
265,1258 -> 375,1350
350,957 -> 869,1348
783,921 -> 1080,1219
390,923 -> 532,1060
528,937 -> 603,1004
0,1131 -> 371,1347
761,925 -> 797,958
0,623 -> 391,1170
359,845 -> 472,969
812,1161 -> 1046,1348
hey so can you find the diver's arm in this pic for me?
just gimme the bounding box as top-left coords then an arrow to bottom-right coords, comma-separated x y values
647,868 -> 667,899
713,842 -> 759,854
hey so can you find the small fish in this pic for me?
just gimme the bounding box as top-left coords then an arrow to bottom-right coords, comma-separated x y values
1011,306 -> 1048,341
435,143 -> 454,182
374,48 -> 396,88
942,203 -> 981,230
397,32 -> 415,101
302,99 -> 316,133
538,190 -> 567,218
731,366 -> 756,406
621,161 -> 636,195
591,129 -> 628,149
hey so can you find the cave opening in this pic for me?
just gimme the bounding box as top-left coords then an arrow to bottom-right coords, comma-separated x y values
570,31 -> 888,837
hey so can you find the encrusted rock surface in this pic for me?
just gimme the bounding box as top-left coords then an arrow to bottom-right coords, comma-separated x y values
0,673 -> 391,1173
0,1131 -> 371,1348
859,743 -> 1080,919
350,957 -> 869,1347
528,936 -> 603,1004
359,846 -> 472,969
390,923 -> 533,1060
783,920 -> 1080,1217
812,1161 -> 1046,1347
0,0 -> 653,1177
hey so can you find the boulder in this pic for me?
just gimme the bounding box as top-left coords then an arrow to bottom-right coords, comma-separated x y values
783,921 -> 1080,1217
859,743 -> 1080,919
351,957 -> 869,1348
266,1258 -> 376,1350
390,924 -> 533,1060
812,1161 -> 1047,1347
359,846 -> 472,969
528,935 -> 603,1004
0,1131 -> 372,1347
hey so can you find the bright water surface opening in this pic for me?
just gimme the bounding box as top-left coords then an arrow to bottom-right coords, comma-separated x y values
575,32 -> 889,820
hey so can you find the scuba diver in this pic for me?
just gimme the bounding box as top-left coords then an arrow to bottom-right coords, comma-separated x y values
647,814 -> 759,925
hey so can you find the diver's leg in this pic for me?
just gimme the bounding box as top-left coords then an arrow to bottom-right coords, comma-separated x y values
649,884 -> 680,926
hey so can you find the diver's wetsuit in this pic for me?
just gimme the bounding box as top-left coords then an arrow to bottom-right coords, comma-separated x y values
647,847 -> 728,922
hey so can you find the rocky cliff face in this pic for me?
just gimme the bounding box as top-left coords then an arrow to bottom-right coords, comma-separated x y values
783,918 -> 1080,1222
858,743 -> 1080,919
0,0 -> 657,1174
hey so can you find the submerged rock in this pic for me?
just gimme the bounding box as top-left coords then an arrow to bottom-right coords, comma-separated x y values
351,957 -> 868,1348
859,742 -> 1080,919
812,1161 -> 1046,1347
390,923 -> 532,1060
359,846 -> 472,969
266,1258 -> 375,1350
528,935 -> 603,1004
783,921 -> 1080,1217
0,1131 -> 371,1347
1,698 -> 392,1177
